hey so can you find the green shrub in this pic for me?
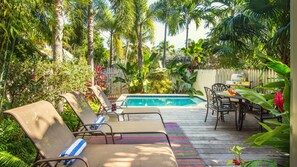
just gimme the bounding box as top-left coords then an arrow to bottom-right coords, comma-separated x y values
0,118 -> 36,166
4,56 -> 93,108
60,106 -> 80,132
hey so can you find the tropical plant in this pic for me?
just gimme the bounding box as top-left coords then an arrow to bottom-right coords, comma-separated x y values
133,0 -> 155,70
244,0 -> 290,66
96,2 -> 127,68
227,145 -> 277,166
168,0 -> 203,48
0,118 -> 36,166
114,52 -> 158,93
4,57 -> 93,108
181,39 -> 206,71
166,60 -> 203,96
234,53 -> 290,165
152,41 -> 175,67
151,0 -> 174,67
53,0 -> 64,62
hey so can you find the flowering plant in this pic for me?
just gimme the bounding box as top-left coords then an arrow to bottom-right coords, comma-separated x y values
94,65 -> 106,88
227,146 -> 277,166
232,53 -> 290,165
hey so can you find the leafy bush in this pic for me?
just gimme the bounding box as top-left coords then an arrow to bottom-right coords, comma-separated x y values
60,106 -> 80,132
4,56 -> 93,108
233,53 -> 290,166
0,118 -> 36,166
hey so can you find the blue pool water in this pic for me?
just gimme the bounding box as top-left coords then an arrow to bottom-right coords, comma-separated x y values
122,95 -> 204,107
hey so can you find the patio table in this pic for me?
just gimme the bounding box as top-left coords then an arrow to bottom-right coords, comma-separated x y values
215,91 -> 246,131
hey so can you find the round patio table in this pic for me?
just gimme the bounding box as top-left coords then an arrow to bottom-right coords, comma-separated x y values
215,91 -> 246,131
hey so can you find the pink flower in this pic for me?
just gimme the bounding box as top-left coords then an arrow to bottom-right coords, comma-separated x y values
274,92 -> 285,112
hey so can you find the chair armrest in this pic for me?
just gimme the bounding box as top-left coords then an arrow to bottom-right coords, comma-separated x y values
72,130 -> 108,144
83,123 -> 114,136
33,156 -> 89,167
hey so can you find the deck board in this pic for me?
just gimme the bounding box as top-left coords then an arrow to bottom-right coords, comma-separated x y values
126,103 -> 288,166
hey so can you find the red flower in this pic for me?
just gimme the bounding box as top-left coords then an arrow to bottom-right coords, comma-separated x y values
274,92 -> 285,112
233,159 -> 241,166
95,66 -> 103,73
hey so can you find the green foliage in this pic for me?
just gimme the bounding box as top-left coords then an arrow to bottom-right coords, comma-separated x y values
114,52 -> 159,93
0,118 -> 35,166
60,106 -> 80,132
166,60 -> 203,96
181,39 -> 206,70
0,152 -> 28,167
147,69 -> 173,94
4,56 -> 93,108
235,54 -> 290,156
227,146 -> 277,167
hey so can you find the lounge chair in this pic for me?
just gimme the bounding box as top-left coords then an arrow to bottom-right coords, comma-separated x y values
60,91 -> 171,147
88,85 -> 165,125
4,101 -> 178,167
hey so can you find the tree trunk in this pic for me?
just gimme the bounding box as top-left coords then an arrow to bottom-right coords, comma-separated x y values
53,0 -> 64,62
137,24 -> 143,71
88,0 -> 94,85
125,40 -> 130,65
185,21 -> 189,49
110,31 -> 114,68
163,14 -> 169,68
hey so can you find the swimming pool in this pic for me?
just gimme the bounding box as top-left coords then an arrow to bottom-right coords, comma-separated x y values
121,95 -> 204,107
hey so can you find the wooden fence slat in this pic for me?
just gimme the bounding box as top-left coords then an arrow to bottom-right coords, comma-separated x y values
103,68 -> 277,98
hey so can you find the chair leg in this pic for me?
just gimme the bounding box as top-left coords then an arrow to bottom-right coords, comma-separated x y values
204,107 -> 209,122
214,112 -> 219,130
260,108 -> 264,132
234,109 -> 238,130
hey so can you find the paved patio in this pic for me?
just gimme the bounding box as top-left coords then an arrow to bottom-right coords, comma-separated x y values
127,102 -> 288,167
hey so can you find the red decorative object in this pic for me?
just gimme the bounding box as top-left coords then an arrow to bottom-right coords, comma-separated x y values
111,103 -> 116,111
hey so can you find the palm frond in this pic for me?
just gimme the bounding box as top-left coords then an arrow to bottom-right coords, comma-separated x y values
244,0 -> 283,20
0,151 -> 28,167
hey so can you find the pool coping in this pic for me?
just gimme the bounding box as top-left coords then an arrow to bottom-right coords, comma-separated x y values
116,94 -> 206,108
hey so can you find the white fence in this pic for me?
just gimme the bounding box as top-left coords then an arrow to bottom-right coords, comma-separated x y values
194,69 -> 277,99
104,68 -> 277,98
104,68 -> 128,97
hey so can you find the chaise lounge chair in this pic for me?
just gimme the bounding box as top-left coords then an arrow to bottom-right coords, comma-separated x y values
88,85 -> 165,125
4,101 -> 177,167
60,91 -> 171,147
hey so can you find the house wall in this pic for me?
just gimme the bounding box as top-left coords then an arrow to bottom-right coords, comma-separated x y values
290,0 -> 297,165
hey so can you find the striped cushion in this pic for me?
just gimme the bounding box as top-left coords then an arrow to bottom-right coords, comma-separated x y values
90,116 -> 105,130
59,139 -> 87,165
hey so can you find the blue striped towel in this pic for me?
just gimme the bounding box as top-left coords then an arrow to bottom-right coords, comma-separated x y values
90,116 -> 105,130
59,139 -> 87,165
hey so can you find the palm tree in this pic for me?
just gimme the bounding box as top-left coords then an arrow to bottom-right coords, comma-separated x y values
168,0 -> 203,49
245,0 -> 290,65
53,0 -> 64,62
88,0 -> 95,85
151,0 -> 173,67
96,0 -> 134,68
133,0 -> 155,70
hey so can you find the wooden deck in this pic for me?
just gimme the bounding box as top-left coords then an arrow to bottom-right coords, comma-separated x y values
127,103 -> 288,167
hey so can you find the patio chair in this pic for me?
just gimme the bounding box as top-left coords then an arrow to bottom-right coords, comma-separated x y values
212,82 -> 236,107
204,87 -> 237,130
212,83 -> 229,91
244,101 -> 282,132
88,85 -> 164,125
60,91 -> 171,147
4,101 -> 177,167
